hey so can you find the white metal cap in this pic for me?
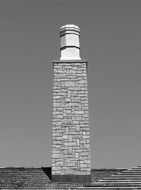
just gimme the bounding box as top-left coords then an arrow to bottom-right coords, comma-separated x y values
60,24 -> 81,60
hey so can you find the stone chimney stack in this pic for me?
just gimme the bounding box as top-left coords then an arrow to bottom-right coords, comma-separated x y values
60,24 -> 80,60
52,25 -> 91,183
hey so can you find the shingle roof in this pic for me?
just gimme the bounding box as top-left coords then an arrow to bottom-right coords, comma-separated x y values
0,167 -> 125,189
90,165 -> 141,188
0,167 -> 51,189
91,168 -> 126,182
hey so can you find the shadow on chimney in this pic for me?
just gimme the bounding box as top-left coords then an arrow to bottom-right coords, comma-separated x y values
42,167 -> 52,180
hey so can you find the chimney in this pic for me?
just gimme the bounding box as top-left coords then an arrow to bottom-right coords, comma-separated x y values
52,24 -> 91,183
60,24 -> 81,60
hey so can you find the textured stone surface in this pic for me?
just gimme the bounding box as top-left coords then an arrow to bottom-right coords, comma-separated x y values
52,60 -> 91,177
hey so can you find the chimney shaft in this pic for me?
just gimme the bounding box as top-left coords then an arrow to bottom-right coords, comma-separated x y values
60,24 -> 81,60
52,25 -> 91,183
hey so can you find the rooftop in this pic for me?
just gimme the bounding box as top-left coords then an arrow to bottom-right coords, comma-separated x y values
0,167 -> 126,189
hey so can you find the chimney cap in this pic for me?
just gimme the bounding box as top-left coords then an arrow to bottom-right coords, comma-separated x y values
60,24 -> 81,60
60,24 -> 80,37
60,24 -> 80,30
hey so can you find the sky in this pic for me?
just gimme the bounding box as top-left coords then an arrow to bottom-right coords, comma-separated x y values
0,0 -> 141,169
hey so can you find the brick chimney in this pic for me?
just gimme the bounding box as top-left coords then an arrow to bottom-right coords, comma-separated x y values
51,24 -> 91,183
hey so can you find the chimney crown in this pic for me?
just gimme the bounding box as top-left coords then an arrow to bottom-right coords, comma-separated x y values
60,24 -> 81,60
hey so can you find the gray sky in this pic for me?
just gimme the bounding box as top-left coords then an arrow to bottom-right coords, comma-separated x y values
0,0 -> 141,169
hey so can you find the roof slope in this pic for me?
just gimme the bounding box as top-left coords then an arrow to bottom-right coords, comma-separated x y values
0,167 -> 51,189
0,167 -> 84,189
0,167 -> 126,189
91,165 -> 141,188
2,167 -> 141,189
91,168 -> 126,182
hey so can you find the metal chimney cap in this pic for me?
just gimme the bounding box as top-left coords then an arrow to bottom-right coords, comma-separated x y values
60,24 -> 80,37
60,24 -> 81,60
